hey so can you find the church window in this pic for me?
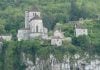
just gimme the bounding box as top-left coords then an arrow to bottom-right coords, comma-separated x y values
33,13 -> 34,16
36,26 -> 38,32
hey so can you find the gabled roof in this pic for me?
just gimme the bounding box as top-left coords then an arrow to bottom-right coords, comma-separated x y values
29,15 -> 41,22
33,15 -> 41,20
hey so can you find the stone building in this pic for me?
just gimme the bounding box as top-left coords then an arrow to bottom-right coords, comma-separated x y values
0,35 -> 12,53
0,35 -> 12,41
51,30 -> 64,46
75,23 -> 88,37
17,8 -> 48,41
51,25 -> 72,46
17,8 -> 71,46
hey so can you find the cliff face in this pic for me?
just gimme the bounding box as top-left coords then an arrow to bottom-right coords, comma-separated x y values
23,53 -> 100,70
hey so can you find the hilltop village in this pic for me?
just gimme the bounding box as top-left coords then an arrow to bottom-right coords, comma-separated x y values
0,0 -> 100,69
17,8 -> 88,46
15,8 -> 90,70
0,8 -> 90,70
1,7 -> 100,70
0,8 -> 88,46
0,7 -> 88,47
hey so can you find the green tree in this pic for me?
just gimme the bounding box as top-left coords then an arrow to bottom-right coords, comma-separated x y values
72,35 -> 90,50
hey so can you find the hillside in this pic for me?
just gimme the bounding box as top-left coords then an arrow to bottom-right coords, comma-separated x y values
0,0 -> 100,35
0,0 -> 100,70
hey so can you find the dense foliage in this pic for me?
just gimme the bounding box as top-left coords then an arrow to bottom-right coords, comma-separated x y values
0,0 -> 100,70
0,0 -> 100,34
0,40 -> 84,70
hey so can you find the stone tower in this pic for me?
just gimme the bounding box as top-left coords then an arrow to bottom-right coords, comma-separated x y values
25,7 -> 41,28
17,7 -> 48,41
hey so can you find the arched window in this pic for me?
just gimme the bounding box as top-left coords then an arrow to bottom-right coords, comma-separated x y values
33,13 -> 34,16
36,25 -> 38,32
33,13 -> 36,17
35,13 -> 37,16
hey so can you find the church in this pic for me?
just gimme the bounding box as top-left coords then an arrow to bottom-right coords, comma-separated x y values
17,8 -> 72,46
17,8 -> 48,41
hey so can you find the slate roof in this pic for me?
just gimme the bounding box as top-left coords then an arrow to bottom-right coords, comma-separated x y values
29,15 -> 41,22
